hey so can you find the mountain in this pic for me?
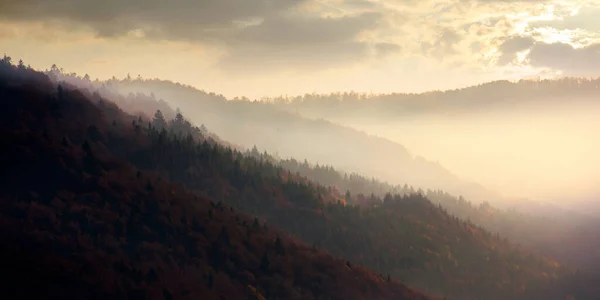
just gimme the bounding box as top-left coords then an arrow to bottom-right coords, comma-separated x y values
277,158 -> 600,267
3,58 -> 598,299
263,78 -> 600,209
0,57 -> 432,300
50,71 -> 501,207
36,67 -> 599,298
264,78 -> 600,121
49,63 -> 600,269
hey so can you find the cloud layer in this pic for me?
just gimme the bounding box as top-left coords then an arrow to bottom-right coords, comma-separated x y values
1,0 -> 599,81
0,0 -> 402,72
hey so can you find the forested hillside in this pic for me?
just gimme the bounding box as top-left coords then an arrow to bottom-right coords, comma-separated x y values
74,75 -> 594,272
0,56 -> 434,300
262,78 -> 600,215
2,57 -> 599,299
49,69 -> 499,207
21,60 -> 599,299
264,78 -> 600,121
270,157 -> 599,269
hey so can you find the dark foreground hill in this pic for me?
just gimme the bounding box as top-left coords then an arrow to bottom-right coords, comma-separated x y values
0,59 -> 432,300
1,58 -> 598,299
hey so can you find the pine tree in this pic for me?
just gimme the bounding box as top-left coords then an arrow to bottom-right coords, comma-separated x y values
274,236 -> 286,255
57,84 -> 63,100
153,110 -> 167,130
260,252 -> 270,273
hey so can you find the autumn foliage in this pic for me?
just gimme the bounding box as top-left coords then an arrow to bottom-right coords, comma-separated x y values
0,58 -> 433,299
1,57 -> 597,299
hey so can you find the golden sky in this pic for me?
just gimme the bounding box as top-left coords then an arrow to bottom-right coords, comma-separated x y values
1,0 -> 600,99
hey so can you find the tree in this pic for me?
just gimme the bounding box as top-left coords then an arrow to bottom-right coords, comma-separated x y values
200,124 -> 208,135
1,54 -> 11,65
274,236 -> 286,255
153,110 -> 167,130
260,252 -> 270,273
175,108 -> 184,123
163,289 -> 173,300
81,140 -> 92,154
207,272 -> 214,289
170,108 -> 187,135
57,84 -> 64,100
253,218 -> 260,229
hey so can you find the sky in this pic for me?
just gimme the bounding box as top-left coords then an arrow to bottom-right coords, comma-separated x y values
2,0 -> 600,99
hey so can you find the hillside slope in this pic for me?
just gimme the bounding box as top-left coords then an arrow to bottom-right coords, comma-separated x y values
265,78 -> 600,120
28,72 -> 587,299
3,59 -> 597,299
274,158 -> 599,269
51,71 -> 498,206
0,58 -> 432,300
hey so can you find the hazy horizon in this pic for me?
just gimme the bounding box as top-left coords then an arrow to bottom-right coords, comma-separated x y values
4,1 -> 600,299
24,62 -> 600,210
3,0 -> 600,99
330,104 -> 600,203
3,0 -> 600,208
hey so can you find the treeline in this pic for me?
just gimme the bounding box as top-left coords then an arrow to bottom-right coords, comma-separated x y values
103,106 -> 574,300
265,78 -> 600,119
46,66 -> 495,206
0,54 -> 434,300
4,56 -> 597,299
260,156 -> 594,268
78,87 -> 581,298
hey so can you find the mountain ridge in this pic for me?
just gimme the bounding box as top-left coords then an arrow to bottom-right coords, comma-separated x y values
0,60 -> 433,300
51,70 -> 503,208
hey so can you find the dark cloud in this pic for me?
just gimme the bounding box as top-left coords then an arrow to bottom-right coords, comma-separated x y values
471,0 -> 551,2
229,12 -> 382,47
215,12 -> 399,74
218,11 -> 394,73
496,34 -> 600,75
528,42 -> 600,75
497,36 -> 535,65
0,0 -> 397,71
0,0 -> 306,41
342,0 -> 378,9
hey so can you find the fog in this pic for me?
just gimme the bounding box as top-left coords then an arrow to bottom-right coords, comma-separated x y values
50,71 -> 600,215
40,68 -> 600,273
315,100 -> 600,206
49,75 -> 501,206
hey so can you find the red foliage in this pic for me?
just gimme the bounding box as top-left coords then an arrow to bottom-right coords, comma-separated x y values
0,65 -> 438,299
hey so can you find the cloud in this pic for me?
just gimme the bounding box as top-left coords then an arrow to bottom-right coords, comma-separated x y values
2,0 -> 598,80
219,12 -> 401,72
497,36 -> 535,65
527,6 -> 600,32
0,0 -> 306,41
0,22 -> 16,39
0,0 -> 402,72
228,12 -> 382,48
420,27 -> 462,59
493,30 -> 600,76
473,0 -> 552,2
528,41 -> 600,74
